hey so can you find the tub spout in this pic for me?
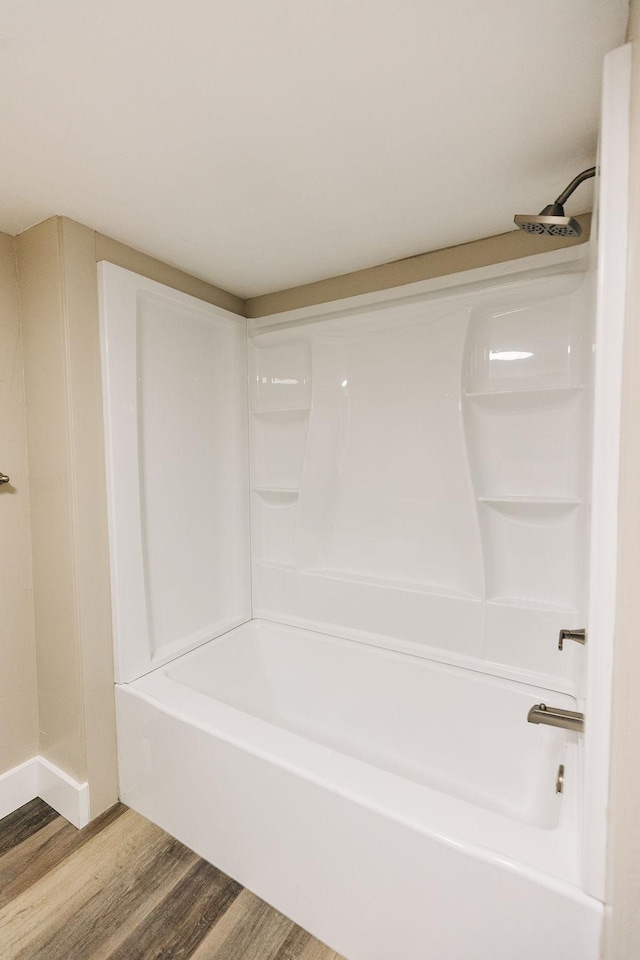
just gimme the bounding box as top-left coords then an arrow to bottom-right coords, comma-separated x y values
527,703 -> 584,733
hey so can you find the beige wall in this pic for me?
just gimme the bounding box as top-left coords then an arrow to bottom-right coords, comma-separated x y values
605,10 -> 640,959
0,232 -> 38,776
17,219 -> 89,785
59,219 -> 120,813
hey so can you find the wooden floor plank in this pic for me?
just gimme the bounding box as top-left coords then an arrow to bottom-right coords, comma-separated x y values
104,858 -> 243,960
81,840 -> 200,960
192,889 -> 342,960
299,942 -> 345,960
0,803 -> 125,909
270,921 -> 314,959
273,920 -> 344,960
190,889 -> 294,960
0,809 -> 163,958
273,925 -> 317,960
16,830 -> 199,960
0,798 -> 59,858
0,815 -> 70,907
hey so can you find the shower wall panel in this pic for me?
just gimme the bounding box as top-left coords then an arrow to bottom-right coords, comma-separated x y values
250,271 -> 590,691
99,264 -> 252,683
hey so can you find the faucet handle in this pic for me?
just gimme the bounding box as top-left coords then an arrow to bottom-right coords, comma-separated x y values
558,628 -> 586,651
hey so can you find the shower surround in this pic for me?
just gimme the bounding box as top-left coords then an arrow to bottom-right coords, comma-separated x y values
248,272 -> 588,690
100,251 -> 601,960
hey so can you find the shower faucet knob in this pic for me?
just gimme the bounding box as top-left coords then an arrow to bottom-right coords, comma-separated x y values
0,473 -> 9,485
558,628 -> 586,651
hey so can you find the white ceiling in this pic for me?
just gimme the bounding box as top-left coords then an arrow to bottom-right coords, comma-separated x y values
0,1 -> 629,298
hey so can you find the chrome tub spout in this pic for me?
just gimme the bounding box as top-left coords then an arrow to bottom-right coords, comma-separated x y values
527,703 -> 584,733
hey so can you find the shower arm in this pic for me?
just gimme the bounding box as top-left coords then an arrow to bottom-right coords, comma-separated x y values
554,166 -> 596,207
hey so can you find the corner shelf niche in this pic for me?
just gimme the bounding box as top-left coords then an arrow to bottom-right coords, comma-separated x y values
462,294 -> 588,638
478,496 -> 582,612
251,488 -> 301,568
249,338 -> 312,570
250,407 -> 310,491
464,381 -> 586,502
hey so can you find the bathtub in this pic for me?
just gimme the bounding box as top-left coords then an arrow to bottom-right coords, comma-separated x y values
115,618 -> 602,960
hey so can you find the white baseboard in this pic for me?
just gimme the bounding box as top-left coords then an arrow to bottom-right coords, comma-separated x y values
0,757 -> 90,829
37,758 -> 90,828
0,758 -> 38,821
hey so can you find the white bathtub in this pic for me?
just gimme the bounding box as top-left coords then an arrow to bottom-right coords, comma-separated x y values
115,618 -> 602,960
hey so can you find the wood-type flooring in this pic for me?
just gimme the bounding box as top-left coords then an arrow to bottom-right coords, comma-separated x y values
0,798 -> 346,960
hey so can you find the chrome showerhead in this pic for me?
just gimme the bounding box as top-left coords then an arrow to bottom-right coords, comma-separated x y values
514,167 -> 595,239
514,204 -> 582,238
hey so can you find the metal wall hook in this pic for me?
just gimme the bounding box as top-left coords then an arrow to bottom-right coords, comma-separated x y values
0,473 -> 10,485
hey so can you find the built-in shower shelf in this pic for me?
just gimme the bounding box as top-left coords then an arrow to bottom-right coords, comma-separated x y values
252,559 -> 297,571
253,488 -> 300,509
479,497 -> 579,524
464,385 -> 585,406
479,496 -> 580,505
250,406 -> 312,418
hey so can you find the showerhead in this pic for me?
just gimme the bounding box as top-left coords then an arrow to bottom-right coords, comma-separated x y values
514,204 -> 582,238
514,167 -> 595,239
